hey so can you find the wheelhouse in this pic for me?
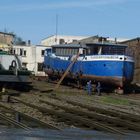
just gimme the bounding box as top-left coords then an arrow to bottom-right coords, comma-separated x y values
85,43 -> 133,56
52,44 -> 83,56
51,43 -> 133,57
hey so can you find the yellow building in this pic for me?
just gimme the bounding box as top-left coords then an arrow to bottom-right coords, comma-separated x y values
0,32 -> 14,50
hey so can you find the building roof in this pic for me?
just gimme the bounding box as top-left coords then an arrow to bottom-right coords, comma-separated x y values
0,31 -> 15,36
53,42 -> 127,49
120,37 -> 140,43
41,34 -> 87,41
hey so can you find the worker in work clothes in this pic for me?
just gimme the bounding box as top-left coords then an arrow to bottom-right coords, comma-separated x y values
86,80 -> 92,95
96,82 -> 101,96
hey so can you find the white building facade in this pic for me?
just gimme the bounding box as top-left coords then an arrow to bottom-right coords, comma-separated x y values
12,35 -> 87,76
13,45 -> 48,76
41,35 -> 88,46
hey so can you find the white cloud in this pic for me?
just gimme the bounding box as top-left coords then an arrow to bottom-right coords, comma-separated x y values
0,0 -> 130,12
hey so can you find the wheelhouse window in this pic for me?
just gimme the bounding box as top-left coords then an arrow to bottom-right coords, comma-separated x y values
88,46 -> 99,55
87,44 -> 126,55
54,48 -> 79,56
102,46 -> 125,55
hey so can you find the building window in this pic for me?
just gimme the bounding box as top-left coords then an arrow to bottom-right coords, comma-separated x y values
19,49 -> 26,57
23,50 -> 27,56
41,50 -> 45,56
59,39 -> 65,44
22,62 -> 27,68
13,49 -> 16,54
73,39 -> 77,42
20,48 -> 23,56
37,63 -> 43,71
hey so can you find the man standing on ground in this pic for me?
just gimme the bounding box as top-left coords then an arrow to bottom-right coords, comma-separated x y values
96,82 -> 101,96
86,80 -> 92,95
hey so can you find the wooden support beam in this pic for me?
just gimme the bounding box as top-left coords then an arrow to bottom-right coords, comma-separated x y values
54,52 -> 80,90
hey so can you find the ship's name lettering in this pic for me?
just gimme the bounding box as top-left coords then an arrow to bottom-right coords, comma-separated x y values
91,56 -> 119,59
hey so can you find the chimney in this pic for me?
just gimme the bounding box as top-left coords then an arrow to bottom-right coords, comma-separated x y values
28,40 -> 31,46
115,38 -> 117,43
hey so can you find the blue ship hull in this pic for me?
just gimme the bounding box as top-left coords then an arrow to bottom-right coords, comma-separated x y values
44,55 -> 134,87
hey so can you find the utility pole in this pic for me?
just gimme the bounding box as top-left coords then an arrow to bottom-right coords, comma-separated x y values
55,14 -> 58,44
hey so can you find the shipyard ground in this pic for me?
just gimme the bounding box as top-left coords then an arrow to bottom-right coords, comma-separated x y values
0,78 -> 140,136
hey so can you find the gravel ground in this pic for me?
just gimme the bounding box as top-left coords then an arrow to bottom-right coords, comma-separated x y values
29,80 -> 140,115
2,79 -> 140,129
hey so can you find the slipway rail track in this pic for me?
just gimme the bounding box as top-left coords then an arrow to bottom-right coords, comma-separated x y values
11,97 -> 124,135
0,80 -> 140,134
0,112 -> 31,130
0,101 -> 61,130
8,96 -> 140,135
39,98 -> 140,131
46,95 -> 140,122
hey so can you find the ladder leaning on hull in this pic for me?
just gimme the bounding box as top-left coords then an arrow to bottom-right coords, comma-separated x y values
54,52 -> 80,90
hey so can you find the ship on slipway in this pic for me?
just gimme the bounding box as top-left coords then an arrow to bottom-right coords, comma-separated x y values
44,42 -> 134,91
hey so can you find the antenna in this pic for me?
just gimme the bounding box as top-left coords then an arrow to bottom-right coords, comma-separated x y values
4,27 -> 8,33
55,14 -> 58,44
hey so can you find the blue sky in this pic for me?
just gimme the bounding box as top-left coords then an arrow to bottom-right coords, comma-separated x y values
0,0 -> 140,44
